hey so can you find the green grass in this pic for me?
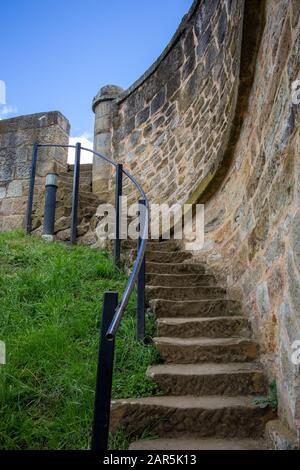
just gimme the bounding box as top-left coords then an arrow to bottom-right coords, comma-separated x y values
0,230 -> 159,450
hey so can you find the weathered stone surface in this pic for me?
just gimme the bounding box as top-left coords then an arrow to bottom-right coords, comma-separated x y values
136,107 -> 149,126
156,316 -> 250,339
291,210 -> 300,273
0,186 -> 6,199
256,282 -> 270,318
0,112 -> 69,232
150,88 -> 166,115
110,395 -> 271,439
147,363 -> 267,397
129,438 -> 267,451
6,180 -> 22,197
265,419 -> 299,450
150,298 -> 241,318
154,337 -> 258,364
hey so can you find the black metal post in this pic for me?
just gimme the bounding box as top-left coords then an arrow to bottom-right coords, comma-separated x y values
91,291 -> 118,452
43,173 -> 58,236
137,199 -> 146,341
114,164 -> 123,269
70,142 -> 81,243
25,142 -> 39,234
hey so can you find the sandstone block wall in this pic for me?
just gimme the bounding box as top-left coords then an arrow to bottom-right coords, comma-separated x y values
93,0 -> 244,205
193,0 -> 300,436
0,112 -> 70,231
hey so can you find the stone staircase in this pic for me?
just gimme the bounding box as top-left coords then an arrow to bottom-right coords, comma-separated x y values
110,241 -> 274,450
33,163 -> 101,242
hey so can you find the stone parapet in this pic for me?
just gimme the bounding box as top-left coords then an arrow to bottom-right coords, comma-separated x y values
0,111 -> 70,231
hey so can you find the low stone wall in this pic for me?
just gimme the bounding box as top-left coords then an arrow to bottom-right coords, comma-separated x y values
92,0 -> 244,205
0,112 -> 70,231
189,0 -> 300,438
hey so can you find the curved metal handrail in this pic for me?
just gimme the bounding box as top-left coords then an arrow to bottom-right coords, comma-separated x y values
29,142 -> 148,341
80,146 -> 149,340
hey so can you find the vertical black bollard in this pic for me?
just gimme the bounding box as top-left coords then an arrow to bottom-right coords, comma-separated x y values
25,142 -> 39,234
70,142 -> 81,244
137,199 -> 146,341
91,291 -> 118,452
43,173 -> 58,236
114,164 -> 123,269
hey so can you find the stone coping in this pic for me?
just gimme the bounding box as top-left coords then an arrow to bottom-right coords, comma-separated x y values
92,0 -> 200,111
0,111 -> 70,133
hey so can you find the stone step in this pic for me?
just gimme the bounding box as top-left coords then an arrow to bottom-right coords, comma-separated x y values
154,337 -> 259,363
146,363 -> 267,396
129,437 -> 267,450
156,316 -> 250,338
150,299 -> 242,318
59,174 -> 92,183
110,395 -> 272,439
59,181 -> 92,192
63,171 -> 92,178
123,240 -> 181,252
146,262 -> 206,275
146,286 -> 227,302
146,251 -> 192,264
146,273 -> 216,287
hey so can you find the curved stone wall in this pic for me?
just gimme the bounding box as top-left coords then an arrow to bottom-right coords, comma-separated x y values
189,0 -> 300,437
93,0 -> 245,205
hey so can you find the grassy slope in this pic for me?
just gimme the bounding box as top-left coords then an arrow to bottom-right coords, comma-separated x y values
0,231 -> 158,450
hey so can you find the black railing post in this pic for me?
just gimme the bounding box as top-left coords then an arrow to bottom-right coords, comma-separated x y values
91,291 -> 118,452
43,173 -> 58,236
114,164 -> 123,269
25,142 -> 39,234
137,199 -> 146,341
70,142 -> 81,243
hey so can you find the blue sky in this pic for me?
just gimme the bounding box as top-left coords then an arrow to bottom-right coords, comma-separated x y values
0,0 -> 193,142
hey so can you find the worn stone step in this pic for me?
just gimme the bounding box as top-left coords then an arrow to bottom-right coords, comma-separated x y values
129,437 -> 267,450
156,316 -> 250,338
146,273 -> 216,287
59,181 -> 92,192
146,286 -> 227,302
154,337 -> 259,363
58,179 -> 92,189
146,262 -> 206,275
146,251 -> 192,264
146,363 -> 267,396
110,395 -> 272,439
59,174 -> 92,183
150,298 -> 242,318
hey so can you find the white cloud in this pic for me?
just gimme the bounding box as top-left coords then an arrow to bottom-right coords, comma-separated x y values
68,132 -> 93,163
0,105 -> 18,120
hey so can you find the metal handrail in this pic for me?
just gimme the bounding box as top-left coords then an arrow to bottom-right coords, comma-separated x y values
26,141 -> 148,451
80,146 -> 149,340
26,142 -> 148,339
